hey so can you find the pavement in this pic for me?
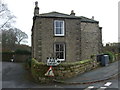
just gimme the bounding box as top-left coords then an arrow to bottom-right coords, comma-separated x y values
54,60 -> 119,84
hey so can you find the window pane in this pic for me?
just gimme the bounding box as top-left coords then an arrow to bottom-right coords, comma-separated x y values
56,28 -> 61,34
56,28 -> 63,34
56,44 -> 59,51
60,22 -> 63,28
60,44 -> 64,51
60,28 -> 63,34
56,22 -> 60,27
60,52 -> 64,59
56,52 -> 60,58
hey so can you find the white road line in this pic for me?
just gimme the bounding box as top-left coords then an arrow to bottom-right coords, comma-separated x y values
100,86 -> 107,89
84,86 -> 95,90
97,82 -> 112,90
84,82 -> 112,90
97,87 -> 107,90
104,82 -> 112,86
88,86 -> 95,88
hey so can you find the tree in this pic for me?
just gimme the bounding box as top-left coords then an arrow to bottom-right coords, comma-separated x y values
2,28 -> 17,50
14,28 -> 28,44
0,2 -> 28,52
2,28 -> 28,51
0,2 -> 15,29
2,28 -> 28,45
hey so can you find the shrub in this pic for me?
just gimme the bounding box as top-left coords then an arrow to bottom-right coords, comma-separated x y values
2,52 -> 14,61
104,51 -> 114,62
25,57 -> 32,69
2,51 -> 14,54
15,49 -> 31,55
2,50 -> 31,62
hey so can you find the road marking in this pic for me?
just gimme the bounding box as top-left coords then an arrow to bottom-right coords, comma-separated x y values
97,87 -> 107,90
88,86 -> 95,88
104,82 -> 112,86
100,86 -> 107,89
84,82 -> 112,90
84,86 -> 95,90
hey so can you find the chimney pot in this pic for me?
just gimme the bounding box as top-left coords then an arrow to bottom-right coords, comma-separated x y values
34,1 -> 39,15
35,1 -> 38,7
92,16 -> 94,20
70,10 -> 75,16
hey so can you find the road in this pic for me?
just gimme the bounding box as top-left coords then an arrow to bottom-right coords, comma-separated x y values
1,61 -> 120,89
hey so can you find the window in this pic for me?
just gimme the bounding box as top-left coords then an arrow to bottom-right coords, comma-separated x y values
54,20 -> 64,36
54,43 -> 65,61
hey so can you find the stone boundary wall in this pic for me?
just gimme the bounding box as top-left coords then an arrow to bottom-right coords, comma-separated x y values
31,59 -> 100,83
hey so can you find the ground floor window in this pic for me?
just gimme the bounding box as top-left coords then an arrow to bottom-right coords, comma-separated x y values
54,43 -> 65,61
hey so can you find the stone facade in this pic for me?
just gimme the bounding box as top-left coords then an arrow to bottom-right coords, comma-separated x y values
31,2 -> 102,62
81,22 -> 102,60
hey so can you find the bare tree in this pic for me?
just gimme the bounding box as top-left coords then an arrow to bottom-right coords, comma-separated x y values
14,28 -> 28,44
0,2 -> 15,29
2,28 -> 28,52
2,29 -> 17,50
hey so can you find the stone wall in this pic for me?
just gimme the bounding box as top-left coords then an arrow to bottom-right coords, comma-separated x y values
81,22 -> 102,60
31,58 -> 100,83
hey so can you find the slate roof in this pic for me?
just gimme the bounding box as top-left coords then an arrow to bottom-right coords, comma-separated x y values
37,11 -> 99,23
80,16 -> 99,23
38,11 -> 80,19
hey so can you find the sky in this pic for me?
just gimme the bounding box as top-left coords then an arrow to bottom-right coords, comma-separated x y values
2,0 -> 119,46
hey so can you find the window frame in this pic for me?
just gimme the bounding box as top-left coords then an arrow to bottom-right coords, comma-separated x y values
54,20 -> 64,36
54,43 -> 65,61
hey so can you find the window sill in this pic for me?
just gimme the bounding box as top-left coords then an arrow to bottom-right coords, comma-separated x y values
54,34 -> 65,37
57,59 -> 65,61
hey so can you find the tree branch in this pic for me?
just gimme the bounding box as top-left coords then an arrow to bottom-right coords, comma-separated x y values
0,16 -> 13,29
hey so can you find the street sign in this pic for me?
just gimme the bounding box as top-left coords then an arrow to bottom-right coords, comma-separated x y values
47,58 -> 61,66
45,66 -> 54,77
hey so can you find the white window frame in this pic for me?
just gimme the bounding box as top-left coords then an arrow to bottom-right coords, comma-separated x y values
54,43 -> 65,61
54,20 -> 64,36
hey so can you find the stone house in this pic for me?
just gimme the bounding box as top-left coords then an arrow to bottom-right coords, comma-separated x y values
31,1 -> 102,62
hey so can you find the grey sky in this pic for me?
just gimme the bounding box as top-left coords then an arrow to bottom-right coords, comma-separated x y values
2,0 -> 119,46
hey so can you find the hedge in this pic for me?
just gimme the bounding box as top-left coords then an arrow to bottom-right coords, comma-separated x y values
2,49 -> 31,62
15,49 -> 31,55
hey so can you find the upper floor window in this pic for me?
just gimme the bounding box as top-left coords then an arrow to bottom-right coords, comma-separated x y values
54,20 -> 64,36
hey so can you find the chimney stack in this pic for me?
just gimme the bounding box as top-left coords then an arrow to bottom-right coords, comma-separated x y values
34,1 -> 39,16
91,16 -> 94,20
70,10 -> 75,16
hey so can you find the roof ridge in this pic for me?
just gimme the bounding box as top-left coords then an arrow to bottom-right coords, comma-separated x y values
40,11 -> 70,16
